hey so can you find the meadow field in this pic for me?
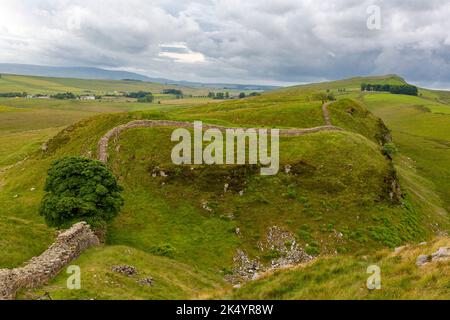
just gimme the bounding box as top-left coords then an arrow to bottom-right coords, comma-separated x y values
0,74 -> 251,96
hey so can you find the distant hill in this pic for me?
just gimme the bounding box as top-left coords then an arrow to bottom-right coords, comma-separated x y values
0,63 -> 278,91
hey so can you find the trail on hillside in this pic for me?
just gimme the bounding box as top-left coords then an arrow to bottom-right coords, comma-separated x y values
97,102 -> 341,163
322,102 -> 333,125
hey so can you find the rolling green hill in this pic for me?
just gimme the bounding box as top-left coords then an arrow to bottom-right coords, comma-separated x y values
0,74 -> 239,96
0,74 -> 448,300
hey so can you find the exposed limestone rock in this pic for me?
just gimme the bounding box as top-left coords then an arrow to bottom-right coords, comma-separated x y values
431,247 -> 450,263
394,246 -> 407,254
264,226 -> 313,269
225,250 -> 262,284
416,254 -> 430,266
0,222 -> 99,300
416,247 -> 450,267
226,226 -> 313,284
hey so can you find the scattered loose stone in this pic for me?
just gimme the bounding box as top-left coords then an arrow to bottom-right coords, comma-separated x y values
137,277 -> 153,287
284,165 -> 292,174
225,250 -> 262,284
225,226 -> 314,284
201,201 -> 213,212
112,265 -> 138,277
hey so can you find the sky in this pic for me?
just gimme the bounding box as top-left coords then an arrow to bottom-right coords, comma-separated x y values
1,0 -> 450,87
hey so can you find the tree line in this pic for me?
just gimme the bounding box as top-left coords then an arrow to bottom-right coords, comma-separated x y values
125,91 -> 154,102
0,92 -> 27,97
207,91 -> 261,100
361,83 -> 418,96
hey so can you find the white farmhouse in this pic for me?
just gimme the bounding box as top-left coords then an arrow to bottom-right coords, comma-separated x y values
80,96 -> 96,100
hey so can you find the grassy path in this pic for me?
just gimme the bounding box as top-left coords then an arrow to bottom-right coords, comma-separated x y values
322,102 -> 332,125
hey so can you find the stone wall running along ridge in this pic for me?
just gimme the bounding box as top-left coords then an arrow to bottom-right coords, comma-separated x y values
0,222 -> 100,300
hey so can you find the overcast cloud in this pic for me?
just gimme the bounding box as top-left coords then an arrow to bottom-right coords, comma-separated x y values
1,0 -> 450,87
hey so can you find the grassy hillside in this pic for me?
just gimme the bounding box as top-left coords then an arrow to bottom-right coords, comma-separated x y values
19,245 -> 223,300
222,78 -> 450,300
227,237 -> 450,300
0,74 -> 448,299
361,93 -> 450,213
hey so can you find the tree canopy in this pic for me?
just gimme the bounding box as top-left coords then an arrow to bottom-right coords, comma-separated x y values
361,83 -> 418,96
39,157 -> 124,228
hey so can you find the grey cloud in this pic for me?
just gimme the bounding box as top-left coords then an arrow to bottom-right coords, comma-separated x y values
0,0 -> 450,87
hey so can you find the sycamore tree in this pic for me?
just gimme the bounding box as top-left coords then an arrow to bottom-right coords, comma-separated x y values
39,157 -> 123,228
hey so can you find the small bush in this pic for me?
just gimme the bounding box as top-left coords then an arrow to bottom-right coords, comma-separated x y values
381,142 -> 398,158
305,246 -> 320,256
39,157 -> 124,228
262,250 -> 283,262
150,244 -> 176,258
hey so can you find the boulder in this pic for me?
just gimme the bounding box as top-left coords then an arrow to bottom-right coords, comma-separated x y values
431,247 -> 450,262
416,254 -> 430,266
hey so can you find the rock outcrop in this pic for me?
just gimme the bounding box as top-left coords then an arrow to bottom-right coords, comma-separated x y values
0,222 -> 99,300
416,247 -> 450,266
225,226 -> 314,284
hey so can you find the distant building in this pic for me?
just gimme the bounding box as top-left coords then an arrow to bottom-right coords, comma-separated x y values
80,96 -> 96,100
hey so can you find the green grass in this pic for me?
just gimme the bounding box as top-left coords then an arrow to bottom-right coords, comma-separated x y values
1,74 -> 449,300
18,245 -> 225,300
362,93 -> 450,212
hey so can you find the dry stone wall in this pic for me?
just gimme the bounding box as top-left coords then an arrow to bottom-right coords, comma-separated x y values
97,119 -> 343,163
0,222 -> 99,300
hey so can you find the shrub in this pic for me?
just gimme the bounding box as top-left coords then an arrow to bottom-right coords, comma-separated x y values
262,250 -> 283,262
381,142 -> 398,158
305,246 -> 320,256
137,93 -> 154,103
150,244 -> 176,258
39,157 -> 124,228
